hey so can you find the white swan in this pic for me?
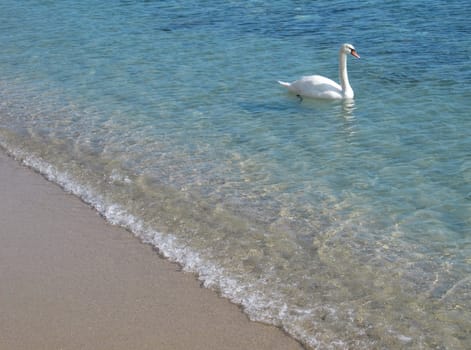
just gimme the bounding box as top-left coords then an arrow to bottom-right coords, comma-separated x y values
278,43 -> 360,100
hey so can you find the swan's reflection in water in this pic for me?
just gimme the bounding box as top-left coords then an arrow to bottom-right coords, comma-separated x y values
337,99 -> 358,138
341,99 -> 356,121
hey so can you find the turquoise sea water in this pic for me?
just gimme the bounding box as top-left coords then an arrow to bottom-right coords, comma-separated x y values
1,1 -> 470,348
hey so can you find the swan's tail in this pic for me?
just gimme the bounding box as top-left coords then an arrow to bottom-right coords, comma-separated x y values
278,80 -> 291,88
278,80 -> 298,94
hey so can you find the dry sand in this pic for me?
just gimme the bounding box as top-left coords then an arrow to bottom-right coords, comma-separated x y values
0,151 -> 304,350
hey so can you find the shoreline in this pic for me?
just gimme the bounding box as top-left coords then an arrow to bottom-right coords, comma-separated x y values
0,150 -> 303,350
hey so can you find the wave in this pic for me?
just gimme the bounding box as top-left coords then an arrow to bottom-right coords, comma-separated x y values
0,141 -> 324,348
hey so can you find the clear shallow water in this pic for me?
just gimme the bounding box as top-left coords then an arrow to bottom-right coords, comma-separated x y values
1,0 -> 470,348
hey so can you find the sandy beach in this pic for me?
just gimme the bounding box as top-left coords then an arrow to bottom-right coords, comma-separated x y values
0,151 -> 303,350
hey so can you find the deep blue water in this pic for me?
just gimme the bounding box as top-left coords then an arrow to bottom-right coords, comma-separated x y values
1,1 -> 470,348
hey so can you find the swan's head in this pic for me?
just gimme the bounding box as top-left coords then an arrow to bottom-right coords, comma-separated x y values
342,43 -> 360,59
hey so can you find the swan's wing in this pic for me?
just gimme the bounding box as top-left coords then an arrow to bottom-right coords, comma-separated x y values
299,75 -> 341,89
291,75 -> 343,99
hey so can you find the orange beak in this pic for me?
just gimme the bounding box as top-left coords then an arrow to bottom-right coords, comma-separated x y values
351,49 -> 360,59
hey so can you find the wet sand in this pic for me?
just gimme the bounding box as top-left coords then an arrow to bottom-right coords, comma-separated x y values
0,151 -> 303,350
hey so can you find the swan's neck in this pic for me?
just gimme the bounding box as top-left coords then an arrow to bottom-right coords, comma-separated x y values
339,51 -> 354,99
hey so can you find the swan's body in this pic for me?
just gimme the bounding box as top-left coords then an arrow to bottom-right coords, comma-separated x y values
278,43 -> 360,100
